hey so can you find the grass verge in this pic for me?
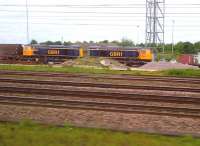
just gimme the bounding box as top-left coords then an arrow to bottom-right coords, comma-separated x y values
0,121 -> 199,146
163,69 -> 200,77
0,64 -> 199,77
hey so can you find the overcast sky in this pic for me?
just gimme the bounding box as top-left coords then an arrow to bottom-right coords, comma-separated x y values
0,0 -> 200,44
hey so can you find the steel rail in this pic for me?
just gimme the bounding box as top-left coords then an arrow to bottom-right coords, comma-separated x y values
0,95 -> 200,118
0,70 -> 200,84
0,77 -> 199,93
0,86 -> 199,105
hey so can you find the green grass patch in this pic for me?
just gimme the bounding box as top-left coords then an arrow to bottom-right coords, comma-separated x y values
163,69 -> 200,77
0,64 -> 199,77
0,121 -> 199,146
0,64 -> 160,75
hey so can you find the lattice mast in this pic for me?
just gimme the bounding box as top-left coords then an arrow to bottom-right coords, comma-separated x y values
145,0 -> 165,51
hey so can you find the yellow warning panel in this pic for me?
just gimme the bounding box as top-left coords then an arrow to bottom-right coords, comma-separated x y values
23,45 -> 35,56
79,48 -> 84,57
139,49 -> 153,61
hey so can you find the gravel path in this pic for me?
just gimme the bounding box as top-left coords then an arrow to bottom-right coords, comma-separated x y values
137,61 -> 199,71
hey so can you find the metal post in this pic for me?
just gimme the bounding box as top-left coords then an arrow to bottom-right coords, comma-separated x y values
61,36 -> 64,45
137,25 -> 140,46
26,0 -> 29,44
145,0 -> 148,47
172,22 -> 174,54
162,0 -> 165,54
153,0 -> 156,45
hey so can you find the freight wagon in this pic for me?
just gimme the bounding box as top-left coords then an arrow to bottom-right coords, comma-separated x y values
0,44 -> 23,60
178,53 -> 200,67
193,53 -> 200,67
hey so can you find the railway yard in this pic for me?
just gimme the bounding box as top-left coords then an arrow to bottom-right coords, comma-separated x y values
0,70 -> 200,136
2,0 -> 200,144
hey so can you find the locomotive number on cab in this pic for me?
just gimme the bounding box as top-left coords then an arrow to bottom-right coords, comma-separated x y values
48,50 -> 60,55
109,51 -> 123,57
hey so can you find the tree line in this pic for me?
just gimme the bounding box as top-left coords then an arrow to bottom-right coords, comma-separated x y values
163,42 -> 200,54
30,39 -> 200,54
30,38 -> 138,47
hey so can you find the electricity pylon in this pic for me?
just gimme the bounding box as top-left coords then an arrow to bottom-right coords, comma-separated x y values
145,0 -> 165,52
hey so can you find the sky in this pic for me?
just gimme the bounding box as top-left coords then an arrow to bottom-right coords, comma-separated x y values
0,0 -> 200,44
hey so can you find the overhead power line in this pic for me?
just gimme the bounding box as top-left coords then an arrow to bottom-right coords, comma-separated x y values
1,3 -> 200,6
0,4 -> 145,7
0,18 -> 145,21
0,15 -> 145,18
1,14 -> 200,18
0,22 -> 141,27
0,5 -> 145,8
1,10 -> 200,15
1,5 -> 200,9
166,3 -> 200,5
1,2 -> 200,43
0,20 -> 199,28
0,10 -> 145,14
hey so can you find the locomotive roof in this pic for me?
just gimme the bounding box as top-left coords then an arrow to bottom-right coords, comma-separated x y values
30,44 -> 80,49
88,46 -> 151,50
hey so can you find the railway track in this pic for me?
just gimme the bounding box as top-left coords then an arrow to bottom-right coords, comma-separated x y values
0,78 -> 199,93
1,95 -> 200,118
0,70 -> 200,84
0,70 -> 199,119
0,86 -> 200,105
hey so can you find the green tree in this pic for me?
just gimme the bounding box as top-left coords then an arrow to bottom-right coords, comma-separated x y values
64,41 -> 72,46
194,41 -> 200,53
41,41 -> 54,45
174,42 -> 184,54
174,42 -> 195,54
75,41 -> 82,45
54,41 -> 62,45
89,41 -> 94,44
99,40 -> 109,44
164,44 -> 173,53
83,41 -> 88,44
183,42 -> 194,53
111,40 -> 120,46
138,43 -> 145,47
119,38 -> 134,47
30,39 -> 38,44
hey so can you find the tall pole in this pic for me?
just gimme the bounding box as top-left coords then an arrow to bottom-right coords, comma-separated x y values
153,0 -> 156,45
145,0 -> 148,47
61,36 -> 64,45
137,25 -> 140,46
162,0 -> 165,54
172,20 -> 175,54
26,0 -> 29,44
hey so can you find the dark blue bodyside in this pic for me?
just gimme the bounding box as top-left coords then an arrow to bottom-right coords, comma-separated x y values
124,51 -> 139,57
89,50 -> 139,58
37,48 -> 79,57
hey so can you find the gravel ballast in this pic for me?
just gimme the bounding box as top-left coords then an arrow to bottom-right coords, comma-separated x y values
137,61 -> 199,71
0,104 -> 200,136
